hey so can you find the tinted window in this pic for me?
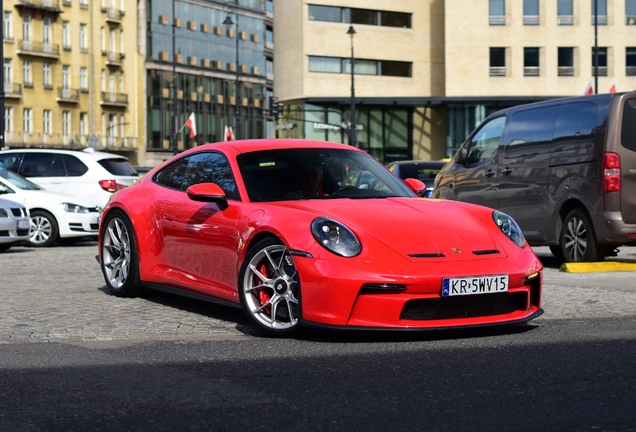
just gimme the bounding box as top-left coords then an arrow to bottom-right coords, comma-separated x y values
622,99 -> 636,152
20,153 -> 66,177
308,5 -> 341,22
98,158 -> 136,176
180,152 -> 239,200
466,116 -> 506,165
380,11 -> 411,28
0,153 -> 21,172
62,155 -> 89,176
553,102 -> 597,141
349,8 -> 377,25
505,106 -> 559,145
155,158 -> 188,190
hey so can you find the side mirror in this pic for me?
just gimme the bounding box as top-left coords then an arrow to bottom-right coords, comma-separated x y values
404,178 -> 426,196
456,147 -> 468,165
186,182 -> 229,210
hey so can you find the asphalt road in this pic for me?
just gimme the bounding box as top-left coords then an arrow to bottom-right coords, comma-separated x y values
1,242 -> 636,431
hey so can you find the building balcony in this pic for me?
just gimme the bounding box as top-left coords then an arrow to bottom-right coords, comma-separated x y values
489,66 -> 506,77
627,66 -> 636,76
591,15 -> 607,25
100,136 -> 137,150
56,87 -> 80,103
105,8 -> 123,24
106,51 -> 124,67
489,15 -> 505,26
4,132 -> 85,149
592,66 -> 608,77
523,66 -> 540,77
100,92 -> 128,107
558,66 -> 574,76
523,15 -> 539,25
3,82 -> 23,98
557,15 -> 573,25
16,40 -> 60,59
15,0 -> 62,14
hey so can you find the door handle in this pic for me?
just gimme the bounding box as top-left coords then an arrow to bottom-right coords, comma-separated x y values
501,167 -> 512,175
485,169 -> 495,178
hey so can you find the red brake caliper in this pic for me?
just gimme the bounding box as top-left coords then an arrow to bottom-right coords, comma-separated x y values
257,263 -> 272,314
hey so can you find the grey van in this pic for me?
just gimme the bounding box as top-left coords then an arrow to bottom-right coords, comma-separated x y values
433,92 -> 636,262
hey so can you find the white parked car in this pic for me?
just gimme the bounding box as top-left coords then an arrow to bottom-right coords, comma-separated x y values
0,168 -> 101,247
0,148 -> 138,207
0,197 -> 30,252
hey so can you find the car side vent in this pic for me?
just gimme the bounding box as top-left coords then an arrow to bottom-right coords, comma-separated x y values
408,253 -> 446,258
472,249 -> 500,255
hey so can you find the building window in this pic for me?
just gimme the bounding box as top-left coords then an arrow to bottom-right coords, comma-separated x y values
80,67 -> 87,91
3,11 -> 12,40
23,60 -> 31,86
265,27 -> 273,49
119,72 -> 124,92
100,27 -> 105,53
100,69 -> 105,92
489,0 -> 505,25
62,65 -> 70,88
558,0 -> 573,25
592,47 -> 608,76
79,112 -> 87,136
524,47 -> 540,76
309,56 -> 411,77
309,56 -> 342,73
80,24 -> 87,51
4,58 -> 12,84
627,48 -> 636,76
266,58 -> 273,80
345,58 -> 377,75
43,109 -> 52,135
5,107 -> 13,133
558,47 -> 574,76
79,0 -> 88,6
119,30 -> 124,54
489,47 -> 506,76
524,0 -> 539,25
23,108 -> 32,134
62,111 -> 71,136
308,5 -> 411,28
627,0 -> 636,25
43,62 -> 51,88
22,14 -> 31,41
592,0 -> 607,25
42,17 -> 51,44
62,21 -> 70,48
120,114 -> 125,137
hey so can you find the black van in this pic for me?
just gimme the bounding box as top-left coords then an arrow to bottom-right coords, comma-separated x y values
433,92 -> 636,262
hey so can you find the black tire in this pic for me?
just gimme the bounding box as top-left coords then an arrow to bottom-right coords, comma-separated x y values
100,210 -> 145,297
28,210 -> 59,247
549,245 -> 564,261
0,244 -> 12,252
238,237 -> 300,337
559,208 -> 605,262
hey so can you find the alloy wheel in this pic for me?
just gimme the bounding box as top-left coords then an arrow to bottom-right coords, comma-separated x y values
101,217 -> 131,290
30,215 -> 53,245
563,215 -> 587,262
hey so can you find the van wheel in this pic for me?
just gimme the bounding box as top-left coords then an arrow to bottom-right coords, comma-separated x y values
559,209 -> 605,262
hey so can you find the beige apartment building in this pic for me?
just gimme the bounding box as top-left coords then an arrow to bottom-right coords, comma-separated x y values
2,0 -> 142,163
274,0 -> 636,162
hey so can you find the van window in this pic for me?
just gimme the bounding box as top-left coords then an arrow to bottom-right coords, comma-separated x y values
466,116 -> 506,165
551,102 -> 597,162
622,99 -> 636,152
505,105 -> 558,145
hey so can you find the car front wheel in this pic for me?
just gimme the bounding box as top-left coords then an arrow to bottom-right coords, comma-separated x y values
29,210 -> 59,247
559,208 -> 605,262
239,238 -> 300,337
100,210 -> 144,297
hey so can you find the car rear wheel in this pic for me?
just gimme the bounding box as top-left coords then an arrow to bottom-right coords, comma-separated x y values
100,210 -> 144,297
239,238 -> 300,337
559,208 -> 605,263
29,210 -> 59,247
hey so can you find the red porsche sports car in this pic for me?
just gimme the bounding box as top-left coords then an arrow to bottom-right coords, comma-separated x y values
98,139 -> 543,337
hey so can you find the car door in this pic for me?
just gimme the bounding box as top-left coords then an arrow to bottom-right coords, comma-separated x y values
451,115 -> 506,210
155,152 -> 242,296
19,153 -> 68,193
497,105 -> 558,243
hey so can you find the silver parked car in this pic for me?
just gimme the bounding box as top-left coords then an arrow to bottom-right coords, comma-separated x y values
0,198 -> 31,252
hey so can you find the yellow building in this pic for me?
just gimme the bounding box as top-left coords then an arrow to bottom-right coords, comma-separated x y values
275,0 -> 636,161
2,0 -> 141,164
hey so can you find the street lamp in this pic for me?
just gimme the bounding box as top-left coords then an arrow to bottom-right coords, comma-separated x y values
347,25 -> 357,147
171,0 -> 178,155
224,11 -> 240,140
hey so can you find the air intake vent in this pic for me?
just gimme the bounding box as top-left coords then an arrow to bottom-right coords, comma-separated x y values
408,253 -> 445,258
472,249 -> 500,255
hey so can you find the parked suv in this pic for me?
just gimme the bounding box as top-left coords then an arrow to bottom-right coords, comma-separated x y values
433,92 -> 636,262
0,148 -> 138,207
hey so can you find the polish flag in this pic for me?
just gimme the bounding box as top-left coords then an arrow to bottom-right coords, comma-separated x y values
184,113 -> 197,138
224,126 -> 235,141
584,81 -> 594,95
609,80 -> 617,94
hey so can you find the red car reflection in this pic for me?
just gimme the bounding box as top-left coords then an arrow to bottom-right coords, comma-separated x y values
98,140 -> 543,337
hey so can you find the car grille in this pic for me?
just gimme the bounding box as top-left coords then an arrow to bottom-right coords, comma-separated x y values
400,292 -> 527,321
10,208 -> 27,217
17,229 -> 29,236
0,230 -> 8,237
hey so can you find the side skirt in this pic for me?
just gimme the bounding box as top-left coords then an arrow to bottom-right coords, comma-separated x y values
144,282 -> 242,310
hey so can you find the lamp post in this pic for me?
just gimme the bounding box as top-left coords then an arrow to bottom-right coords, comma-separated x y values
347,25 -> 356,147
593,0 -> 598,94
0,0 -> 5,150
224,10 -> 240,140
171,0 -> 178,154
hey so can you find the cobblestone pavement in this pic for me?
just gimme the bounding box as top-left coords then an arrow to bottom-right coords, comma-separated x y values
1,242 -> 635,344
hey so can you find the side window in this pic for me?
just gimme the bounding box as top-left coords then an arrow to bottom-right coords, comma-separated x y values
621,99 -> 636,152
62,155 -> 89,176
181,152 -> 240,200
466,116 -> 506,165
154,157 -> 189,190
0,153 -> 21,172
20,153 -> 66,177
504,105 -> 559,146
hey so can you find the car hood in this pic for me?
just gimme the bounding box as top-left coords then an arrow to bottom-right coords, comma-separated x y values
276,198 -> 508,262
3,188 -> 99,209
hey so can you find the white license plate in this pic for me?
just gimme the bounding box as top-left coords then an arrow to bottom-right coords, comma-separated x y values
18,219 -> 30,229
442,275 -> 509,297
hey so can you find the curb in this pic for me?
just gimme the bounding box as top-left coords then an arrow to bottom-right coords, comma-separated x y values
560,261 -> 636,273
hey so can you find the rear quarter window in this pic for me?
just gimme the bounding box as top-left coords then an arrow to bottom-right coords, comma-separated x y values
98,158 -> 137,176
62,155 -> 89,176
621,99 -> 636,152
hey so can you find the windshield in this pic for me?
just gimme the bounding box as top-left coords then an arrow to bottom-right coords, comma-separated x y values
0,169 -> 43,190
237,148 -> 416,202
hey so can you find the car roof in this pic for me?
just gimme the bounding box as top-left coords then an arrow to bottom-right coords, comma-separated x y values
192,139 -> 360,155
0,148 -> 128,161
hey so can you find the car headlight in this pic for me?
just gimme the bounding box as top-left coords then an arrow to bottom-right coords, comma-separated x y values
0,208 -> 8,217
61,203 -> 90,213
493,211 -> 526,248
311,217 -> 361,257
